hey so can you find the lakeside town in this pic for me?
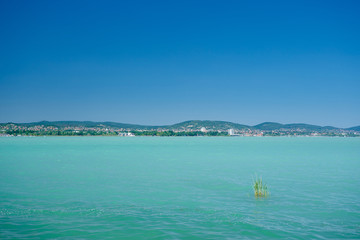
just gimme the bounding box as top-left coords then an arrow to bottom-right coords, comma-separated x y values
1,122 -> 359,137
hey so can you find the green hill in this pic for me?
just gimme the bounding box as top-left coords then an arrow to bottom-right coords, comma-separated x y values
1,120 -> 357,132
253,122 -> 337,131
167,120 -> 250,131
253,122 -> 284,130
346,126 -> 360,131
6,121 -> 158,130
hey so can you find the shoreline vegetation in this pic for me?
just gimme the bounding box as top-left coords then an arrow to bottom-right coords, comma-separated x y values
0,130 -> 359,137
1,120 -> 359,137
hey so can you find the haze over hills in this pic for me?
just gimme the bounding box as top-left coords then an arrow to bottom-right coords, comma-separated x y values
346,126 -> 360,131
1,120 -> 358,131
167,120 -> 250,131
253,122 -> 339,131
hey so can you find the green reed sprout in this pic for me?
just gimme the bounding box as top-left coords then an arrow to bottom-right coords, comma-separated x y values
253,176 -> 269,197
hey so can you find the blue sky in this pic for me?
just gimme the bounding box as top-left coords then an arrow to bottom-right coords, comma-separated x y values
0,0 -> 359,127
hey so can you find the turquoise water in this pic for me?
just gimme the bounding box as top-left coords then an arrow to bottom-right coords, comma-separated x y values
0,137 -> 359,239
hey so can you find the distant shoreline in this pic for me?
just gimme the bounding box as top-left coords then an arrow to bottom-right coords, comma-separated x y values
1,134 -> 359,138
1,120 -> 359,137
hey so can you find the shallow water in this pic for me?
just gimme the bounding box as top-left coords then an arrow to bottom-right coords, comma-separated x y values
0,137 -> 359,239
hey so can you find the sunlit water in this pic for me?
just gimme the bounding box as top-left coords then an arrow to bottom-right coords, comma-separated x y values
0,137 -> 359,239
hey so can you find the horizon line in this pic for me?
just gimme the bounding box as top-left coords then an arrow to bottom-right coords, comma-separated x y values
1,119 -> 359,129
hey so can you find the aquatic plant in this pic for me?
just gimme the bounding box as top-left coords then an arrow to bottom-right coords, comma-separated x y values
253,176 -> 269,197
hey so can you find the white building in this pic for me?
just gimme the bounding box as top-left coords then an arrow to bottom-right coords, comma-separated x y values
200,127 -> 207,133
118,132 -> 135,137
228,129 -> 235,136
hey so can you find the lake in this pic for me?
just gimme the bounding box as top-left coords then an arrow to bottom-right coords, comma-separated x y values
0,137 -> 359,239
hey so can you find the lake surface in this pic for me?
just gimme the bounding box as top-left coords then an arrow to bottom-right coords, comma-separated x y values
0,137 -> 359,239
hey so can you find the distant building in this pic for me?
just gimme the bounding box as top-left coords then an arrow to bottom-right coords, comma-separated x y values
118,132 -> 135,137
200,127 -> 207,133
228,129 -> 235,135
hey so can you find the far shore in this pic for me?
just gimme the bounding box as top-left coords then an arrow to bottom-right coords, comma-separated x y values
1,134 -> 359,138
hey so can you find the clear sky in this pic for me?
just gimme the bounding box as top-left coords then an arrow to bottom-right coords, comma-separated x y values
0,0 -> 359,127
